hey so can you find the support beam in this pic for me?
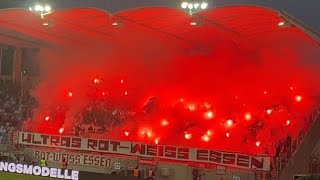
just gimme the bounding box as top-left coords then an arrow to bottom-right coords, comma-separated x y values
13,47 -> 22,87
0,48 -> 2,75
279,11 -> 320,44
280,106 -> 320,180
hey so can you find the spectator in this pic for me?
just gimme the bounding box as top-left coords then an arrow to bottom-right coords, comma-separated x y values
133,166 -> 139,178
310,153 -> 319,174
61,158 -> 67,170
40,158 -> 47,167
147,168 -> 155,179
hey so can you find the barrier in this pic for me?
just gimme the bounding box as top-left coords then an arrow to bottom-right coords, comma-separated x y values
17,131 -> 271,171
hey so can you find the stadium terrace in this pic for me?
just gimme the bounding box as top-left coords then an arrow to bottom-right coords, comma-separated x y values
0,2 -> 319,180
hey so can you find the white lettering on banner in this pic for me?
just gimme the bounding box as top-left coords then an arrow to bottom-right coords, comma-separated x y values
0,162 -> 79,180
18,132 -> 271,171
216,165 -> 226,175
33,149 -> 112,168
114,163 -> 121,170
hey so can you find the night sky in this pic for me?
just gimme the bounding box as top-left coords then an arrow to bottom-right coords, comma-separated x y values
0,0 -> 319,30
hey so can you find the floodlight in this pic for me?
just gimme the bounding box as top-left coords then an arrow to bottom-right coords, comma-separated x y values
34,4 -> 42,11
181,2 -> 188,9
194,3 -> 200,9
44,5 -> 51,12
201,2 -> 208,9
180,1 -> 208,15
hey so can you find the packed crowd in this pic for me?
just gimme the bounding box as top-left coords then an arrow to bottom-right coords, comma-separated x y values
310,152 -> 320,174
0,77 -> 319,179
275,103 -> 320,173
0,80 -> 37,143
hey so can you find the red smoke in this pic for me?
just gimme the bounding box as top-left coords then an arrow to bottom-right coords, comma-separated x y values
29,24 -> 320,155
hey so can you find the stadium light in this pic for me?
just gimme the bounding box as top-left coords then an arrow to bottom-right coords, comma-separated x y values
181,2 -> 188,9
29,4 -> 52,12
29,3 -> 53,19
200,2 -> 208,9
181,1 -> 208,15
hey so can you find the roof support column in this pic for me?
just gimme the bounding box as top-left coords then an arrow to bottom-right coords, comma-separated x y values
13,47 -> 22,88
0,49 -> 2,76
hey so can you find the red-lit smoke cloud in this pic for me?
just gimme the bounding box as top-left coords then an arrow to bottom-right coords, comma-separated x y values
30,25 -> 320,155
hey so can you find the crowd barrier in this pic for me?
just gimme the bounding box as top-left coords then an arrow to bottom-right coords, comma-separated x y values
3,130 -> 277,180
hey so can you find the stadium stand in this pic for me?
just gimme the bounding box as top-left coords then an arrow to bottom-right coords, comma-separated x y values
0,4 -> 320,180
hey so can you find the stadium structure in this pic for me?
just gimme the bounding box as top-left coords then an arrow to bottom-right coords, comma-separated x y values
0,2 -> 320,180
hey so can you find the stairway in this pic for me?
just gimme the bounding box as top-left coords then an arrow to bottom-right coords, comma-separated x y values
279,107 -> 320,180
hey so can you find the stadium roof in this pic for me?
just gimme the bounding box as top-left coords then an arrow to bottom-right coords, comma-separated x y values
0,5 -> 317,49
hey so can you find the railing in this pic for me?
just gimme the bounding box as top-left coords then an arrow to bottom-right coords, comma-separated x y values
279,11 -> 320,44
292,103 -> 320,156
279,104 -> 320,180
0,142 -> 35,164
0,144 -> 9,152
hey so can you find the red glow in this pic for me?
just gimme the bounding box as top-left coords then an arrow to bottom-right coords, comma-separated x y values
206,130 -> 213,136
147,130 -> 152,138
185,133 -> 192,140
68,92 -> 73,97
161,119 -> 169,126
93,78 -> 101,84
59,128 -> 64,134
201,134 -> 210,142
226,132 -> 230,138
140,130 -> 145,136
244,113 -> 252,121
256,141 -> 261,147
285,120 -> 291,126
295,95 -> 302,102
45,116 -> 50,121
154,138 -> 160,145
226,119 -> 233,127
205,111 -> 214,119
203,103 -> 211,109
266,109 -> 272,115
188,104 -> 196,111
124,131 -> 130,136
25,6 -> 320,155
